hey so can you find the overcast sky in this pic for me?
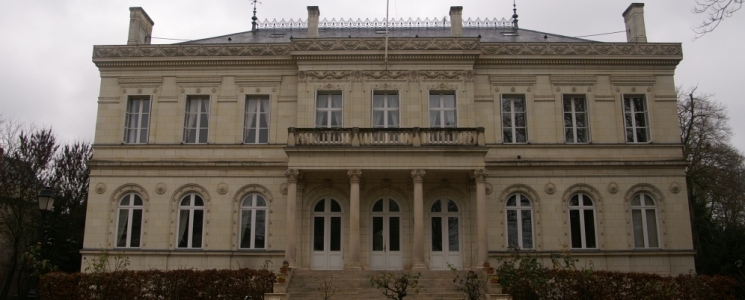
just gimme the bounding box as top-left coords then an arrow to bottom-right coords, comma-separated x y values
1,0 -> 743,151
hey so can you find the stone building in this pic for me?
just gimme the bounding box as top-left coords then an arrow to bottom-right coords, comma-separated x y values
83,3 -> 694,274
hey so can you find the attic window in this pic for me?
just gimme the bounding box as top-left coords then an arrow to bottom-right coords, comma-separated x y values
269,33 -> 286,38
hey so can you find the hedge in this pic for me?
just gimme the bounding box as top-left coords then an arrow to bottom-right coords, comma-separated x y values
500,268 -> 738,300
39,268 -> 276,300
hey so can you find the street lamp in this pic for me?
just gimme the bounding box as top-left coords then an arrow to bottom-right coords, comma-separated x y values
28,187 -> 55,299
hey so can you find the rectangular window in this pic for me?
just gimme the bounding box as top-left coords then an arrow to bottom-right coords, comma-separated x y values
502,95 -> 527,143
316,92 -> 342,128
623,95 -> 650,143
563,95 -> 588,143
123,96 -> 151,144
244,96 -> 270,144
429,92 -> 457,127
373,92 -> 399,128
183,96 -> 210,144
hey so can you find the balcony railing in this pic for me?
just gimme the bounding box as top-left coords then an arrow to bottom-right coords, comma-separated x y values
287,127 -> 485,147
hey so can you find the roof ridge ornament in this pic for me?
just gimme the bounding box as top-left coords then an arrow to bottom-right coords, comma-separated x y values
256,17 -> 512,29
251,0 -> 261,31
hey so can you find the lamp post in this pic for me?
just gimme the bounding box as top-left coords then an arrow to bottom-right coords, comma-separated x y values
28,187 -> 55,299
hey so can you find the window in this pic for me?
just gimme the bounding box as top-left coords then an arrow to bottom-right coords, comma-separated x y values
623,95 -> 650,143
177,194 -> 205,249
502,96 -> 527,143
239,194 -> 268,249
123,96 -> 151,144
631,193 -> 659,248
569,193 -> 596,249
429,92 -> 457,127
316,92 -> 342,128
506,193 -> 533,249
373,92 -> 399,128
563,95 -> 588,143
244,96 -> 270,144
116,193 -> 143,248
183,96 -> 210,144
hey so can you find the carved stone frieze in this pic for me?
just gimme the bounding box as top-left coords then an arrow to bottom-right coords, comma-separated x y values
298,70 -> 473,83
292,38 -> 480,51
481,43 -> 682,56
93,44 -> 291,58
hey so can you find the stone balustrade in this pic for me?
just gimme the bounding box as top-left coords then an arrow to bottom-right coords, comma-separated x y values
287,127 -> 485,147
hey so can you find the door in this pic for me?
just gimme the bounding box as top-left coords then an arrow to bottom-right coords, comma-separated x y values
430,199 -> 462,270
311,199 -> 344,270
370,198 -> 403,270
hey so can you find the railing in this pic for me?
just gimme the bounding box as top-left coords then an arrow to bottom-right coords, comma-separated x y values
288,127 -> 485,147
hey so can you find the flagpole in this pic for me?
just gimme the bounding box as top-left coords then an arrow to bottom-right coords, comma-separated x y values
384,0 -> 389,67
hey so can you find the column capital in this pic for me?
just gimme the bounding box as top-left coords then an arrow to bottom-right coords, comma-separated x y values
347,169 -> 362,183
285,169 -> 300,183
473,169 -> 488,183
411,169 -> 426,183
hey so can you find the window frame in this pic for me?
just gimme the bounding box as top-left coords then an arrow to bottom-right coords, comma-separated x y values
505,193 -> 535,250
501,95 -> 528,143
176,193 -> 205,249
428,91 -> 458,128
562,95 -> 589,144
115,193 -> 144,248
372,91 -> 400,128
239,193 -> 269,250
622,94 -> 651,143
631,193 -> 660,249
243,95 -> 271,144
183,95 -> 211,144
568,193 -> 598,249
123,96 -> 152,144
315,91 -> 343,128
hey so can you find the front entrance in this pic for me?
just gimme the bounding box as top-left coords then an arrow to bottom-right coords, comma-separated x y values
430,199 -> 462,270
370,198 -> 403,270
311,199 -> 344,270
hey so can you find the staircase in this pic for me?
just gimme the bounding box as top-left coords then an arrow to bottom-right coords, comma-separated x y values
287,270 -> 469,300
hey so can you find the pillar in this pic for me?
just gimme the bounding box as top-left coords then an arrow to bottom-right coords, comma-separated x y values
285,169 -> 300,267
347,169 -> 362,269
411,169 -> 427,270
474,169 -> 488,268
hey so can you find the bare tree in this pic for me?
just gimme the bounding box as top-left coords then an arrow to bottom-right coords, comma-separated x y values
693,0 -> 743,38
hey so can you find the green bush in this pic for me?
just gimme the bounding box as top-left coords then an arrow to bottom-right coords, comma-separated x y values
39,268 -> 275,300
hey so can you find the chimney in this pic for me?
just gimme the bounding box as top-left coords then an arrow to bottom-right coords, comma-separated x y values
127,7 -> 154,45
449,6 -> 463,37
307,6 -> 320,38
622,3 -> 647,43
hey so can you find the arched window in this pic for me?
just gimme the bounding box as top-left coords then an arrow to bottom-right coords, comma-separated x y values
177,193 -> 205,249
506,193 -> 533,249
240,194 -> 268,249
569,193 -> 596,249
116,193 -> 143,248
631,193 -> 659,248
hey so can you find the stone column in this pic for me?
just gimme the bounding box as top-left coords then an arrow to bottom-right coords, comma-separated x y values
285,169 -> 300,267
347,169 -> 362,269
474,169 -> 488,268
411,169 -> 427,269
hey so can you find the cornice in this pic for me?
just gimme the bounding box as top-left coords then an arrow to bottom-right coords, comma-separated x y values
480,43 -> 682,56
476,59 -> 680,66
291,38 -> 481,51
93,60 -> 296,68
292,54 -> 479,61
93,44 -> 291,58
298,70 -> 474,82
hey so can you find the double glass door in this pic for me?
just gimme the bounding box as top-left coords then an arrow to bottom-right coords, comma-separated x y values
430,199 -> 462,270
311,199 -> 343,270
370,198 -> 402,270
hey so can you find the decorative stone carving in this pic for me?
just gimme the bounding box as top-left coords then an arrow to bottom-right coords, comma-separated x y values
510,87 -> 516,92
293,38 -> 480,51
473,169 -> 488,183
647,87 -> 652,92
217,183 -> 229,195
255,88 -> 261,93
607,182 -> 619,194
571,87 -> 576,92
481,43 -> 682,56
122,88 -> 127,94
631,87 -> 636,92
93,44 -> 292,58
280,183 -> 288,195
137,88 -> 142,94
485,183 -> 493,195
298,70 -> 473,83
544,183 -> 556,194
526,87 -> 532,92
285,169 -> 300,183
212,87 -> 217,93
411,169 -> 426,182
153,89 -> 158,93
495,87 -> 500,92
587,87 -> 592,92
155,183 -> 167,195
669,182 -> 681,194
95,183 -> 107,194
347,169 -> 362,183
196,88 -> 201,93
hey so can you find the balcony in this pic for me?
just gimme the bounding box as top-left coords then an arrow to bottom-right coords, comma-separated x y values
287,127 -> 485,147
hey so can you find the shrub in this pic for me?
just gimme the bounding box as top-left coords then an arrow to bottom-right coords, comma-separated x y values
39,268 -> 276,300
370,271 -> 421,300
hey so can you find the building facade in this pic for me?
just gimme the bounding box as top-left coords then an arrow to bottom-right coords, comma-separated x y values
83,3 -> 695,274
